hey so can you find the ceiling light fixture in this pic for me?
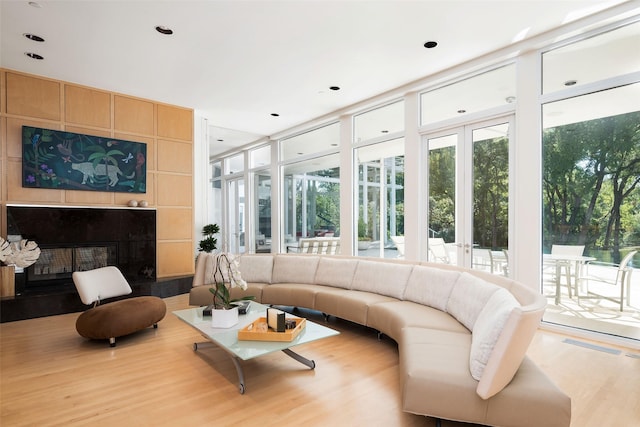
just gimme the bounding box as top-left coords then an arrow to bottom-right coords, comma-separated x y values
329,86 -> 340,91
457,109 -> 466,114
24,33 -> 45,42
155,26 -> 173,35
564,80 -> 577,86
25,52 -> 44,60
28,2 -> 42,8
505,96 -> 516,104
271,113 -> 280,117
423,41 -> 438,49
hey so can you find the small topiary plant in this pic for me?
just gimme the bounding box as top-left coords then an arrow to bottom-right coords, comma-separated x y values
198,224 -> 220,253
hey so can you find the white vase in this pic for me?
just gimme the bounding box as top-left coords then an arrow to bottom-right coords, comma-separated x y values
211,306 -> 239,328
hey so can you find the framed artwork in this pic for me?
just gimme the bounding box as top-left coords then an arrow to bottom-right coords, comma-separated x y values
22,126 -> 146,193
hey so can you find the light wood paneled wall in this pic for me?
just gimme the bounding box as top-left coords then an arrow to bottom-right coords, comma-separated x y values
0,69 -> 195,279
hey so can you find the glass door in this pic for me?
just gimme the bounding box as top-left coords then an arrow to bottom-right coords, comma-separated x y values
425,117 -> 511,275
226,178 -> 245,254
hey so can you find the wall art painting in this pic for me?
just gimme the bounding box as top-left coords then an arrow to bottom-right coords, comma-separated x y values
22,126 -> 147,193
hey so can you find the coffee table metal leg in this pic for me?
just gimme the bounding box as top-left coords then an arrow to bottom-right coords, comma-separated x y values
229,356 -> 246,394
282,348 -> 316,369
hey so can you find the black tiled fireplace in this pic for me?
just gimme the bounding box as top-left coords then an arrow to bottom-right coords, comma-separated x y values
7,205 -> 156,294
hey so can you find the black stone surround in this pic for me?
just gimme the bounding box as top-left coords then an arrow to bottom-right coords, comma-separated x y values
1,205 -> 191,322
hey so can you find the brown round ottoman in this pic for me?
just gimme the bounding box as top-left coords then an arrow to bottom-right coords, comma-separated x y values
76,296 -> 166,347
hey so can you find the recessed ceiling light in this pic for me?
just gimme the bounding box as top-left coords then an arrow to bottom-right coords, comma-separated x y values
297,152 -> 304,155
457,109 -> 466,114
24,33 -> 45,42
505,96 -> 516,104
381,130 -> 389,133
564,80 -> 577,86
25,52 -> 44,60
330,143 -> 338,147
329,86 -> 340,91
28,2 -> 42,8
155,26 -> 173,35
271,113 -> 280,117
217,139 -> 224,142
423,41 -> 438,49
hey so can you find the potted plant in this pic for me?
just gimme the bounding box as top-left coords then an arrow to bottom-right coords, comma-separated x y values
0,237 -> 41,297
357,218 -> 372,250
206,253 -> 254,328
198,223 -> 220,253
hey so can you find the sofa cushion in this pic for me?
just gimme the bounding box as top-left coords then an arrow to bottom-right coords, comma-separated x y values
272,255 -> 320,284
314,256 -> 358,289
351,260 -> 413,299
446,272 -> 500,331
469,288 -> 519,381
403,265 -> 460,311
238,254 -> 273,283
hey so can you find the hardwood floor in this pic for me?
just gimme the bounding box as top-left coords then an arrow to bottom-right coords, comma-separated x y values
1,294 -> 638,427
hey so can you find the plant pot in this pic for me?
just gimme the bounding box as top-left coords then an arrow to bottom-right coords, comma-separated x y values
358,241 -> 371,250
211,306 -> 239,328
0,265 -> 15,297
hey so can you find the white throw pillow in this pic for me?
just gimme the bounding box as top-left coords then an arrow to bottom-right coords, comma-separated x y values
403,265 -> 460,311
469,288 -> 520,381
446,272 -> 500,331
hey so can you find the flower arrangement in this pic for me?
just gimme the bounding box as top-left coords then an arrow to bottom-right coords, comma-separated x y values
206,252 -> 254,310
0,237 -> 41,268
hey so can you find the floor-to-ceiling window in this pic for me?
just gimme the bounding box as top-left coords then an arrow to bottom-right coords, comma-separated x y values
421,65 -> 515,272
249,144 -> 271,253
541,20 -> 640,340
280,123 -> 340,252
354,101 -> 404,258
224,153 -> 245,253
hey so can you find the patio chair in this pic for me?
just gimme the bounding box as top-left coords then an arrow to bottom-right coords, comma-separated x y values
578,250 -> 638,311
391,236 -> 405,259
543,244 -> 585,299
428,238 -> 450,264
472,248 -> 494,273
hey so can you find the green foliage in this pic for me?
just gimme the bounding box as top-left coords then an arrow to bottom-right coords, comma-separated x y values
198,224 -> 220,253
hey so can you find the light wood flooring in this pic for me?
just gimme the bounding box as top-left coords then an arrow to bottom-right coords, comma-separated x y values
1,294 -> 639,427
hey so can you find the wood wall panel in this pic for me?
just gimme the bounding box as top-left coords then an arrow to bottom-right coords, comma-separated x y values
6,73 -> 61,121
157,104 -> 193,141
5,118 -> 63,158
64,85 -> 111,128
114,96 -> 154,136
157,140 -> 192,173
156,174 -> 192,206
1,69 -> 195,279
157,241 -> 194,277
157,208 -> 192,240
7,160 -> 63,203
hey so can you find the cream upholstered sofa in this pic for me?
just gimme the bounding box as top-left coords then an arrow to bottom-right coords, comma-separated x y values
190,253 -> 571,427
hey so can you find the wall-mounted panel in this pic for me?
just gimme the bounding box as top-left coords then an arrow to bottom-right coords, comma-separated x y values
157,104 -> 193,141
65,85 -> 111,128
157,139 -> 192,173
115,96 -> 154,135
157,208 -> 192,240
156,174 -> 192,206
6,73 -> 61,120
157,241 -> 194,276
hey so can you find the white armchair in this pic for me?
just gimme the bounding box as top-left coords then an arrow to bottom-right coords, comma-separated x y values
579,250 -> 638,311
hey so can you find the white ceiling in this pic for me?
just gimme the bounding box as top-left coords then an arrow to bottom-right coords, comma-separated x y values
0,0 -> 633,156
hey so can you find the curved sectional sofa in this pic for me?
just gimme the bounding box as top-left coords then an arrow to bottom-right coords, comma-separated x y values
190,253 -> 571,427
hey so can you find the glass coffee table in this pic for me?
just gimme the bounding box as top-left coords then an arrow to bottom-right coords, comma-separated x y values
173,301 -> 339,394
